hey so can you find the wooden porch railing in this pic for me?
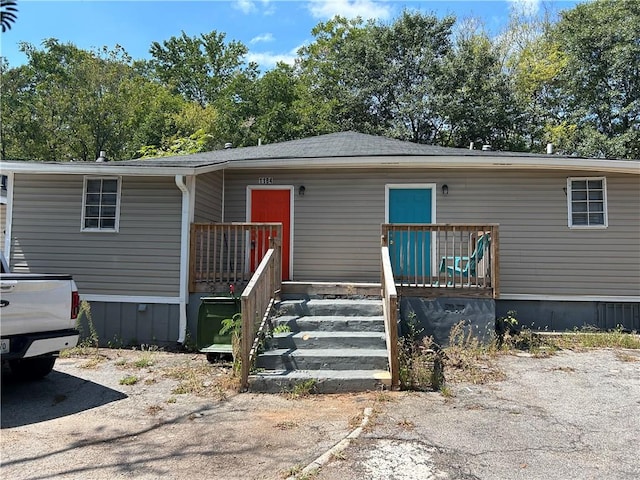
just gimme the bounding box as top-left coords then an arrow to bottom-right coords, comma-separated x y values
381,224 -> 500,299
240,241 -> 282,390
190,223 -> 283,293
381,245 -> 400,390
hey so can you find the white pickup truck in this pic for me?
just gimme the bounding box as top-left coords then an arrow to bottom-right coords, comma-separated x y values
1,252 -> 80,379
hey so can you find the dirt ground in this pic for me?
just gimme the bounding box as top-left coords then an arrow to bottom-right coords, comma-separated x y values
2,347 -> 640,480
1,349 -> 375,480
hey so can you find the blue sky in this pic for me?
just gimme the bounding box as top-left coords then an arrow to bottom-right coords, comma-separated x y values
2,0 -> 583,70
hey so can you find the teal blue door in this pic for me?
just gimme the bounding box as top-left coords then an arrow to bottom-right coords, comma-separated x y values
388,188 -> 433,280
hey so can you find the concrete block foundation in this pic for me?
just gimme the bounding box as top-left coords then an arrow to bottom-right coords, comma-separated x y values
400,297 -> 496,348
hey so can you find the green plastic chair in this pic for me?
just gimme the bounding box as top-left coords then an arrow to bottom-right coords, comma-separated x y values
439,233 -> 490,279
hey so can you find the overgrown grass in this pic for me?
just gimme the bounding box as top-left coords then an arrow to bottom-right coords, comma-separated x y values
545,328 -> 640,350
163,362 -> 238,398
398,313 -> 640,396
398,314 -> 444,391
60,300 -> 100,358
133,354 -> 155,368
441,321 -> 506,386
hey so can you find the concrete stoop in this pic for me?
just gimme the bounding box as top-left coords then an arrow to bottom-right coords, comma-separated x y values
248,298 -> 391,393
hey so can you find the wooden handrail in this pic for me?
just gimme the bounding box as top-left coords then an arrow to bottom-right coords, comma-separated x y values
240,241 -> 282,390
381,245 -> 400,390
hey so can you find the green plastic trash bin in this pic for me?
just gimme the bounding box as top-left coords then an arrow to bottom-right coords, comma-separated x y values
196,296 -> 241,354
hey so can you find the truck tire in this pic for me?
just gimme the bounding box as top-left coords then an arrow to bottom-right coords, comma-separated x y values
9,356 -> 56,380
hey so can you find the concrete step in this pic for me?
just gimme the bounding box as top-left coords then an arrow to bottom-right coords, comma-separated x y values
275,299 -> 383,317
256,348 -> 389,371
279,281 -> 381,299
271,331 -> 387,350
249,369 -> 391,394
271,315 -> 385,332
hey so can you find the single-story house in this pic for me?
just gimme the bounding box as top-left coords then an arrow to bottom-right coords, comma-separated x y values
2,131 -> 639,346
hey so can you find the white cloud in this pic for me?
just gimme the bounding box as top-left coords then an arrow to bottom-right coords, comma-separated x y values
233,0 -> 274,15
234,0 -> 256,14
247,44 -> 304,69
508,0 -> 541,16
307,0 -> 392,21
250,33 -> 275,44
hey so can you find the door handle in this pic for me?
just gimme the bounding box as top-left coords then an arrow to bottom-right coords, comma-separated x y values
0,283 -> 16,292
0,299 -> 9,307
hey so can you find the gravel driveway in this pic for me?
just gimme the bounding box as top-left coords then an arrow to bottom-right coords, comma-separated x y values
316,348 -> 640,480
2,348 -> 639,480
1,349 -> 372,480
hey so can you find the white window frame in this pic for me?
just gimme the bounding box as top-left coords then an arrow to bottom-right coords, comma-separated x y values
567,176 -> 608,229
81,176 -> 121,232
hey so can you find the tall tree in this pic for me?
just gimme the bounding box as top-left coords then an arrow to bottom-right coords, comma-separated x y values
295,16 -> 369,137
0,40 -> 184,161
149,30 -> 250,107
370,11 -> 455,143
551,0 -> 640,158
249,62 -> 301,144
441,27 -> 522,150
296,12 -> 456,144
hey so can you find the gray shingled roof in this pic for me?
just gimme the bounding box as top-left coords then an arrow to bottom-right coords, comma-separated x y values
118,131 -> 557,168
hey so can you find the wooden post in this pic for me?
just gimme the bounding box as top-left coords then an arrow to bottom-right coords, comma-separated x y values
388,293 -> 399,389
240,295 -> 252,391
189,224 -> 197,293
491,225 -> 500,299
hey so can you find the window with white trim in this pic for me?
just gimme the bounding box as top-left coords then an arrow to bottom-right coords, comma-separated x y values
567,177 -> 607,228
82,176 -> 121,231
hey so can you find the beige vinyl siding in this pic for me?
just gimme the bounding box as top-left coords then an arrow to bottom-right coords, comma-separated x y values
224,168 -> 640,297
10,174 -> 182,296
194,171 -> 223,222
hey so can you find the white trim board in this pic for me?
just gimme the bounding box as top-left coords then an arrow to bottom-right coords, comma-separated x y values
499,294 -> 640,303
80,295 -> 182,304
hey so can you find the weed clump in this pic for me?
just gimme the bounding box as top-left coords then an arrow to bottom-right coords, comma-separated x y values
398,314 -> 505,393
398,313 -> 444,392
284,379 -> 317,398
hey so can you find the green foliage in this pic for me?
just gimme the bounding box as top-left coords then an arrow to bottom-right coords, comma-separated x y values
551,326 -> 640,350
119,375 -> 139,386
0,40 -> 183,161
441,27 -> 520,149
495,310 -> 519,347
550,0 -> 639,158
133,352 -> 155,368
398,313 -> 444,391
219,312 -> 242,337
285,379 -> 317,398
220,312 -> 243,374
272,324 -> 292,334
149,30 -> 249,107
138,129 -> 214,158
77,300 -> 99,348
1,2 -> 637,160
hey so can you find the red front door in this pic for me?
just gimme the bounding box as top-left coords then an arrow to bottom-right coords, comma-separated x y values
250,189 -> 291,280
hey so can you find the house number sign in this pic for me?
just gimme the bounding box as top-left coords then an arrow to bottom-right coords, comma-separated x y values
258,177 -> 274,184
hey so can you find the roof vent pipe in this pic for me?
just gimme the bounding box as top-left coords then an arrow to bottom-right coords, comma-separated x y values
481,144 -> 492,151
469,142 -> 474,150
224,142 -> 233,149
96,151 -> 108,162
546,143 -> 554,154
